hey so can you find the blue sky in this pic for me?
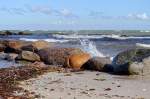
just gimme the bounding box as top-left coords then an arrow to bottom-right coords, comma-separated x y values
0,0 -> 150,30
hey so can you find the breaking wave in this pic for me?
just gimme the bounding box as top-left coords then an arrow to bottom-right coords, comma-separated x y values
19,38 -> 69,43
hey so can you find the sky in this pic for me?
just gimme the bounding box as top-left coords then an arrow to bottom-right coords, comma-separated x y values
0,0 -> 150,30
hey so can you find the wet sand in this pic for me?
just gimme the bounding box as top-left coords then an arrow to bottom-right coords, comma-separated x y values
18,71 -> 150,99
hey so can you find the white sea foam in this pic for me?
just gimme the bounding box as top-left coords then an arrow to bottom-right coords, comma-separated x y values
53,34 -> 150,40
53,34 -> 103,39
136,43 -> 150,49
19,38 -> 69,43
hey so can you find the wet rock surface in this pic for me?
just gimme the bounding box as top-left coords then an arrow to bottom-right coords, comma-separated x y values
83,57 -> 111,71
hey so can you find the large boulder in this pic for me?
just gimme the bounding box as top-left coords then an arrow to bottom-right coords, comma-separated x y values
4,40 -> 30,53
38,48 -> 85,67
112,49 -> 150,66
112,49 -> 150,75
4,40 -> 22,53
16,51 -> 41,62
21,40 -> 52,52
66,53 -> 91,70
83,57 -> 111,71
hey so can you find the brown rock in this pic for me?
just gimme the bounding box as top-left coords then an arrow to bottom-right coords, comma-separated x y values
21,40 -> 52,52
38,48 -> 84,66
66,53 -> 91,70
16,51 -> 40,62
4,40 -> 30,53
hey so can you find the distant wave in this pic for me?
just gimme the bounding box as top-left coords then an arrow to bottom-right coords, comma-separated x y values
53,34 -> 150,40
136,43 -> 150,49
19,38 -> 69,43
53,34 -> 103,39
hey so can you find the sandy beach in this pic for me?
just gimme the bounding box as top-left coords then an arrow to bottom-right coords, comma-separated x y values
18,71 -> 150,99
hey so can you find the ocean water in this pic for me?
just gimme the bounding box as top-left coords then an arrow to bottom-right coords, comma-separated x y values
1,30 -> 150,68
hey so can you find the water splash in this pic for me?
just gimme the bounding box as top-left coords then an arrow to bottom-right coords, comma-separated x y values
71,31 -> 106,57
80,39 -> 105,57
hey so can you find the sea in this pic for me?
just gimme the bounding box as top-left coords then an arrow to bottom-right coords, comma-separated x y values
0,30 -> 150,68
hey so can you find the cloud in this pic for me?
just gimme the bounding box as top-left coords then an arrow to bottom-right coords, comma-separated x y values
88,11 -> 150,21
11,8 -> 26,15
0,7 -> 11,13
88,11 -> 103,18
25,5 -> 78,18
26,5 -> 52,15
0,7 -> 26,15
128,13 -> 149,20
55,9 -> 78,19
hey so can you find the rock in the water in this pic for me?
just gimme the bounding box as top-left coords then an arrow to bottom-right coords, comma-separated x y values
112,49 -> 150,75
21,40 -> 52,52
83,57 -> 111,71
16,51 -> 40,62
38,48 -> 85,67
66,53 -> 91,70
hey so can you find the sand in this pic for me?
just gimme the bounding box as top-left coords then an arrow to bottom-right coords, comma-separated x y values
18,71 -> 150,99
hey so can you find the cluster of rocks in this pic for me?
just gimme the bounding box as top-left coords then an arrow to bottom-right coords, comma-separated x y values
0,30 -> 32,36
0,40 -> 150,75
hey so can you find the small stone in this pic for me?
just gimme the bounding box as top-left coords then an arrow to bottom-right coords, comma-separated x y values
89,88 -> 95,91
117,85 -> 121,87
50,89 -> 55,91
104,88 -> 112,91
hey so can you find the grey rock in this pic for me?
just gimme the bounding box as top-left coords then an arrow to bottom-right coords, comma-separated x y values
83,57 -> 111,71
112,49 -> 150,75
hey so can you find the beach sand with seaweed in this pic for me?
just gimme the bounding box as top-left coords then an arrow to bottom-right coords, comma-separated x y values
18,71 -> 150,99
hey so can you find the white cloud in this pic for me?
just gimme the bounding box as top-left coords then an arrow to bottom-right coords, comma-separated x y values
56,8 -> 78,19
0,7 -> 26,15
27,5 -> 52,15
59,9 -> 72,17
128,13 -> 149,20
88,11 -> 103,18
